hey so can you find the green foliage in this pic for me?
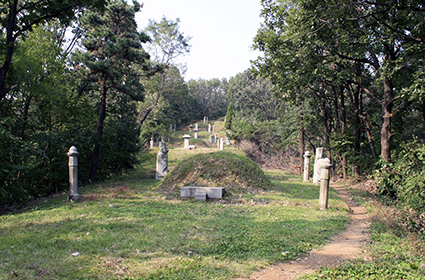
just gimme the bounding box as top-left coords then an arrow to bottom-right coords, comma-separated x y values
74,0 -> 152,182
224,102 -> 234,130
138,17 -> 196,136
375,139 -> 425,213
227,69 -> 281,122
187,78 -> 229,120
302,260 -> 424,280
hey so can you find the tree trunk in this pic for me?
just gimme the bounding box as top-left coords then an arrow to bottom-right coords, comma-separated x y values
364,118 -> 378,161
340,86 -> 348,179
90,77 -> 107,183
0,0 -> 18,101
299,103 -> 305,175
422,101 -> 425,124
320,92 -> 331,160
381,76 -> 393,162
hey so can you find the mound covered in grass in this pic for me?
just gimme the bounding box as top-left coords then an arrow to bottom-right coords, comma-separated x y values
159,151 -> 272,195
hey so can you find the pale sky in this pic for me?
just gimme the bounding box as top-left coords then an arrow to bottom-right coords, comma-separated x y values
135,0 -> 263,81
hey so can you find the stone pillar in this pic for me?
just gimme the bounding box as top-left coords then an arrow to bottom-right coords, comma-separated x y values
313,147 -> 324,184
67,146 -> 80,201
194,130 -> 198,139
208,124 -> 211,133
318,158 -> 332,210
214,133 -> 217,143
195,123 -> 198,130
203,116 -> 206,122
303,151 -> 312,182
150,137 -> 154,149
156,139 -> 169,180
209,133 -> 213,143
225,136 -> 230,145
220,137 -> 224,150
183,134 -> 191,149
217,140 -> 220,150
212,125 -> 215,132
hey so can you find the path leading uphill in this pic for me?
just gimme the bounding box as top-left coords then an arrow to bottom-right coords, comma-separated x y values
238,184 -> 370,280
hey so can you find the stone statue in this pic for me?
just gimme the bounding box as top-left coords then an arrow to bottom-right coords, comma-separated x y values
156,138 -> 169,180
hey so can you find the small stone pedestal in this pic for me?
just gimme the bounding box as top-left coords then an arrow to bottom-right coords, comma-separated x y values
68,146 -> 80,201
183,134 -> 191,149
318,158 -> 332,210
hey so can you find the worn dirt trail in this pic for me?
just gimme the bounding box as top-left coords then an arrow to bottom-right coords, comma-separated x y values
238,184 -> 370,280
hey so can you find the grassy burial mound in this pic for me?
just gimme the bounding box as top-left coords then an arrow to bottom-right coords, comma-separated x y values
159,151 -> 272,195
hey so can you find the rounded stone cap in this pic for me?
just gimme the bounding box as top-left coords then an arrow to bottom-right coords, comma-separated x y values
304,151 -> 311,158
67,146 -> 79,157
182,134 -> 191,139
318,158 -> 332,169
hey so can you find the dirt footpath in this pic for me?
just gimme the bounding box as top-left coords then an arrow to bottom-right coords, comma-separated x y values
238,184 -> 370,280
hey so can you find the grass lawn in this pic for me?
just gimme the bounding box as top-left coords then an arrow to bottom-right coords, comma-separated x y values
0,147 -> 350,280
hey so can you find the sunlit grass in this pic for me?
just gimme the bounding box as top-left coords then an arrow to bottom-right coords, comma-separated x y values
0,148 -> 351,280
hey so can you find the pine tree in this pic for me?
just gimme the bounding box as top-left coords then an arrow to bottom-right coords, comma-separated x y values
225,102 -> 234,130
74,0 -> 153,183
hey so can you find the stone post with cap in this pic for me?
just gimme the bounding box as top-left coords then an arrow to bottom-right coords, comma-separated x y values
318,158 -> 332,210
67,146 -> 80,201
303,151 -> 312,182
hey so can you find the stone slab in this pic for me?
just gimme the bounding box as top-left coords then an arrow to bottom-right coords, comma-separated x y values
181,186 -> 225,199
195,193 -> 207,201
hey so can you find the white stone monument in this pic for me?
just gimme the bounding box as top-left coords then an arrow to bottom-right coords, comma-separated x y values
150,137 -> 154,149
318,158 -> 332,210
209,133 -> 213,143
220,137 -> 224,150
156,138 -> 169,180
208,124 -> 211,133
313,147 -> 324,184
68,146 -> 80,201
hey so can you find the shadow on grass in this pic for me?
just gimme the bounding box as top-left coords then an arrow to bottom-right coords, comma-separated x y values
0,194 -> 350,279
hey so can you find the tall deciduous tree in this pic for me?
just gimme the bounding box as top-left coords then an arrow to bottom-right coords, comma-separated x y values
187,78 -> 228,120
227,69 -> 281,122
0,0 -> 106,102
253,0 -> 425,164
74,0 -> 153,183
138,17 -> 191,126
